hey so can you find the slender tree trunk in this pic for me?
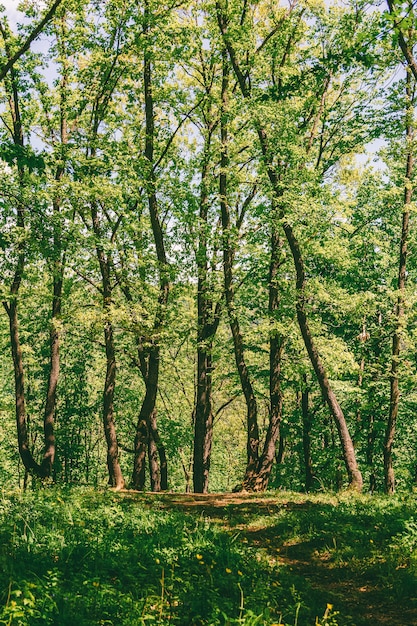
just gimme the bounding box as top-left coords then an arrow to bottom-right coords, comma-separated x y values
41,36 -> 68,476
302,375 -> 315,492
384,72 -> 413,494
1,33 -> 62,479
149,409 -> 167,490
148,414 -> 160,492
91,203 -> 125,489
102,319 -> 124,488
40,271 -> 61,476
7,301 -> 41,474
284,221 -> 362,490
132,3 -> 170,488
242,227 -> 284,491
193,125 -> 221,493
132,346 -> 159,490
220,53 -> 259,486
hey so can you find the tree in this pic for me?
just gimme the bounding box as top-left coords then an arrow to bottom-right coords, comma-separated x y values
215,0 -> 367,490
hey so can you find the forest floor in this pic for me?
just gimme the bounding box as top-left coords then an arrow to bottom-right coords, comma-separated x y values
121,490 -> 417,626
1,487 -> 416,625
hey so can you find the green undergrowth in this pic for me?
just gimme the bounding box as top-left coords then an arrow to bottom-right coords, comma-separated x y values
0,488 -> 416,625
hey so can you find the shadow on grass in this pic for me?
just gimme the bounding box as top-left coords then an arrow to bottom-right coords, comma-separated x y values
0,489 -> 416,625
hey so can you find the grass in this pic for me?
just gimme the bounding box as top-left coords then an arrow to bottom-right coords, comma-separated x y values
0,488 -> 416,625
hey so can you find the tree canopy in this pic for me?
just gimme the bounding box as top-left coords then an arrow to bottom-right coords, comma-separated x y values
0,0 -> 416,495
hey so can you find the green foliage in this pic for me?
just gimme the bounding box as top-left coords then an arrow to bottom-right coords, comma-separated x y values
0,0 -> 416,496
0,489 -> 416,624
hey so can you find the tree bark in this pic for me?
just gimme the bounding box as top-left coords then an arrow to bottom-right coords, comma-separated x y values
220,52 -> 259,486
216,2 -> 362,491
384,71 -> 413,494
193,124 -> 221,493
91,203 -> 125,490
242,227 -> 284,491
302,376 -> 315,492
131,0 -> 170,489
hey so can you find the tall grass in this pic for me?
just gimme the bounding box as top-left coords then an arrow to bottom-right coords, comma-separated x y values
0,488 -> 415,625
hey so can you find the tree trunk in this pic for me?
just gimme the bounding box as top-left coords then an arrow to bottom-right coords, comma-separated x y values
193,345 -> 215,493
7,301 -> 42,475
302,376 -> 315,492
131,0 -> 170,490
220,53 -> 259,486
242,227 -> 284,491
148,416 -> 160,492
40,43 -> 68,476
193,126 -> 220,493
384,71 -> 413,494
102,319 -> 124,489
132,346 -> 159,490
149,409 -> 168,490
284,220 -> 362,491
217,0 -> 362,492
91,202 -> 125,490
40,272 -> 61,477
1,38 -> 62,479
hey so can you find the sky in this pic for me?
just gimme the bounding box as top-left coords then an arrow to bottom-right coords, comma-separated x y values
1,0 -> 21,26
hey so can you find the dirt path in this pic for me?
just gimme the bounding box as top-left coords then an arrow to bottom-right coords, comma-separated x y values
122,491 -> 417,625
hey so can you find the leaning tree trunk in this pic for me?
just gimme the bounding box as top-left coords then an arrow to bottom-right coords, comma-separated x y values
384,70 -> 413,494
283,220 -> 363,491
216,4 -> 362,490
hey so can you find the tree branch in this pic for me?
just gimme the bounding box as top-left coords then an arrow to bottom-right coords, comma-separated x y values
0,0 -> 64,82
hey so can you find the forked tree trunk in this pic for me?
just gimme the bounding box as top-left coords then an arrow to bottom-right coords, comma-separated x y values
132,346 -> 160,490
1,33 -> 63,479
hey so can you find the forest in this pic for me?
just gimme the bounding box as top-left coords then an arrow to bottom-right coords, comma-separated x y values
1,0 -> 416,496
1,0 -> 417,624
